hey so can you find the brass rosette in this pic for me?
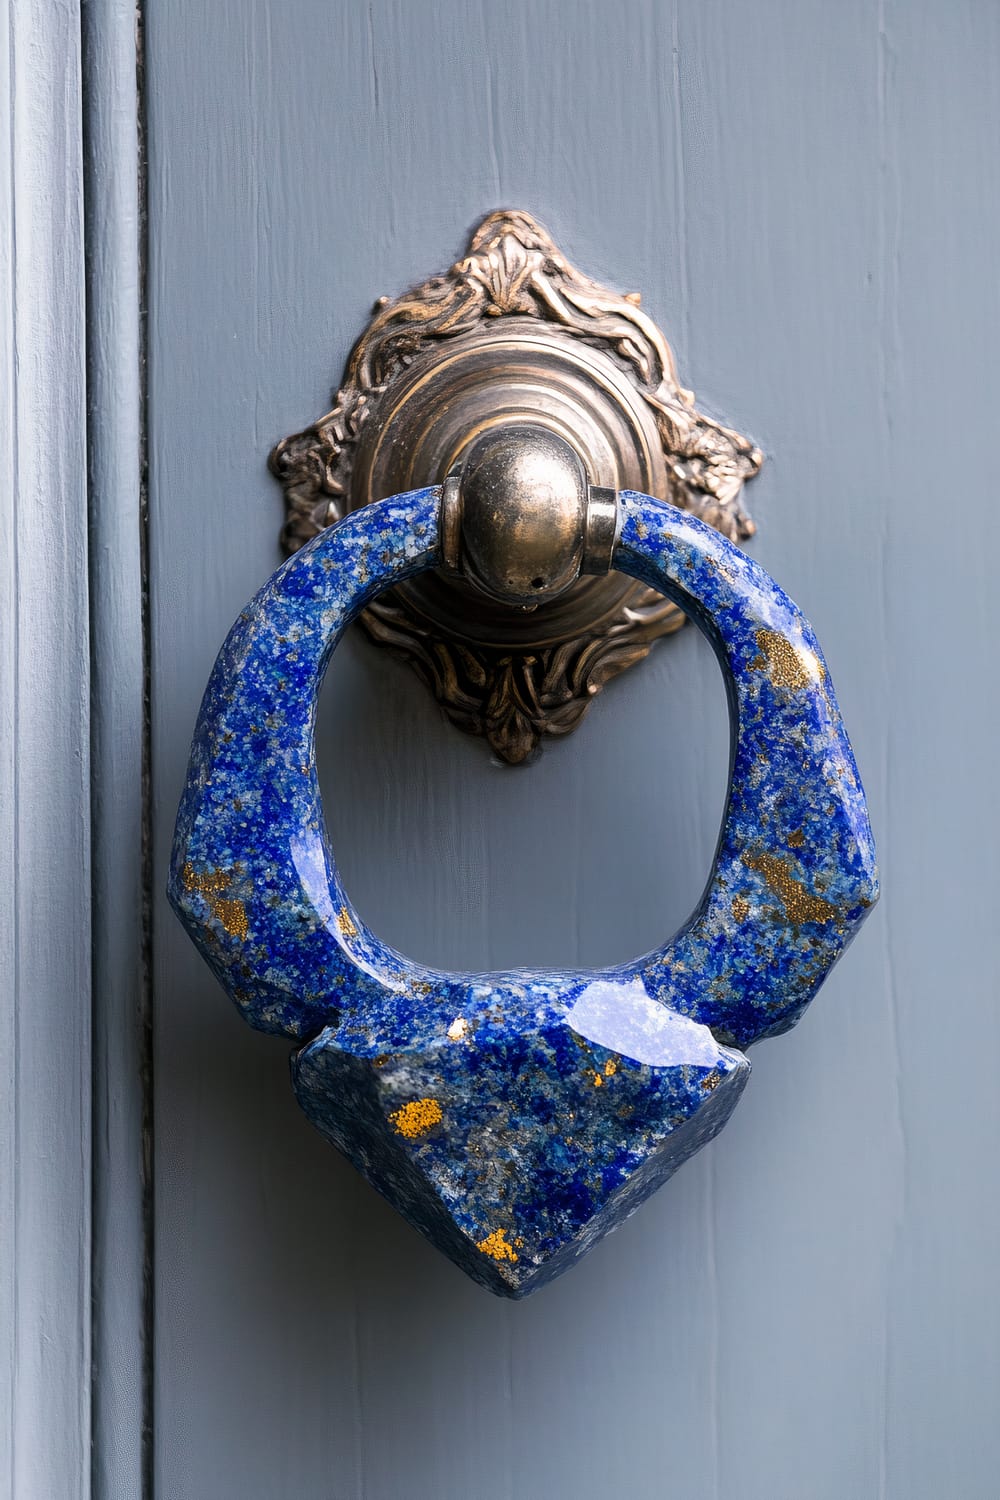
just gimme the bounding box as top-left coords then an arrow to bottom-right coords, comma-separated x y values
270,210 -> 762,762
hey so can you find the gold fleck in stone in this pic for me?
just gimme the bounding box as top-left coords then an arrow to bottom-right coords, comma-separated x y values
604,1059 -> 618,1077
389,1098 -> 443,1139
731,895 -> 750,922
751,629 -> 824,690
182,864 -> 248,940
337,908 -> 358,938
213,898 -> 248,941
182,863 -> 229,895
447,1017 -> 470,1041
590,1071 -> 604,1088
477,1227 -> 519,1263
788,828 -> 805,847
743,850 -> 836,924
701,1070 -> 722,1092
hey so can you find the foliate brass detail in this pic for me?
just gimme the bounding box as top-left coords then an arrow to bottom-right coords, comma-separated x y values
270,210 -> 762,762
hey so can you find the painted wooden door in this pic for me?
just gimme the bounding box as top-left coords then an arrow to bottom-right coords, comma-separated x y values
6,2 -> 999,1497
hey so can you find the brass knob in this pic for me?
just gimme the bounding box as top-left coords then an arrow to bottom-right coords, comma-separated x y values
441,424 -> 620,607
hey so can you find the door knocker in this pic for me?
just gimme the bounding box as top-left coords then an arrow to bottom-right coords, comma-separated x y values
170,214 -> 878,1297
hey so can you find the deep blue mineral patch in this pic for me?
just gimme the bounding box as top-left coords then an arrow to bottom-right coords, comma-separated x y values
169,488 -> 878,1297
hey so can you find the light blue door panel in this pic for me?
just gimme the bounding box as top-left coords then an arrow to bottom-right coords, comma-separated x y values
145,3 -> 1000,1496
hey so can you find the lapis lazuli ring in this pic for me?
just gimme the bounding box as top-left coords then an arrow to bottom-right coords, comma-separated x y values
170,440 -> 878,1297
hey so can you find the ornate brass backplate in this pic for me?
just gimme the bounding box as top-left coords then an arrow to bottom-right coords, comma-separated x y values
270,210 -> 763,763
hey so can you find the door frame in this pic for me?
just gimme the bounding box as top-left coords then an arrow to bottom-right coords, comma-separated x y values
1,2 -> 150,1495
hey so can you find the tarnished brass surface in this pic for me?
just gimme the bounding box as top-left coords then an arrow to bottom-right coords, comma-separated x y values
270,210 -> 762,762
446,426 -> 605,607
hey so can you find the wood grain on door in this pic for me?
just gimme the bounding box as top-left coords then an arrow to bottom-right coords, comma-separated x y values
142,2 -> 1000,1497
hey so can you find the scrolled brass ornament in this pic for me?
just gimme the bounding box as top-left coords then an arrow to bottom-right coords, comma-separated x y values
269,209 -> 763,762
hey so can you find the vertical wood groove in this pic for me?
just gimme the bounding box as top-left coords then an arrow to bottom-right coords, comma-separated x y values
82,0 -> 153,1494
874,4 -> 907,1494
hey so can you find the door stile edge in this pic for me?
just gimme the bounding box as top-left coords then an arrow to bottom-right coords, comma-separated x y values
1,0 -> 93,1495
82,1 -> 153,1496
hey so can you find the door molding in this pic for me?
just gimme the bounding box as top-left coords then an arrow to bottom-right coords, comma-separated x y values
1,2 -> 151,1496
1,0 -> 92,1494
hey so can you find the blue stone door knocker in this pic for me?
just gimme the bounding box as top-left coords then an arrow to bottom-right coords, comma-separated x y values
170,213 -> 878,1297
